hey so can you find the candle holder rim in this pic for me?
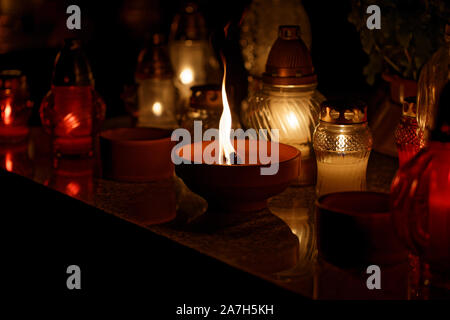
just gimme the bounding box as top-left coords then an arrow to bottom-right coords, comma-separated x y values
175,140 -> 300,167
316,191 -> 391,217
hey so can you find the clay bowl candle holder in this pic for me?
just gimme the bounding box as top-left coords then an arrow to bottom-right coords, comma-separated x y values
175,139 -> 300,213
316,191 -> 408,268
100,127 -> 175,182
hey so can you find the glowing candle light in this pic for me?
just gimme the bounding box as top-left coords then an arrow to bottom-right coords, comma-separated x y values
3,103 -> 12,125
242,26 -> 324,185
152,102 -> 163,116
63,112 -> 81,133
218,56 -> 236,165
179,68 -> 194,85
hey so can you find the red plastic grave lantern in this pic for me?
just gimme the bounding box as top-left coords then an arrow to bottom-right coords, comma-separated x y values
391,82 -> 450,289
40,38 -> 106,157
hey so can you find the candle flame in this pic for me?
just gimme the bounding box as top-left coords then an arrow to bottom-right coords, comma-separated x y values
180,68 -> 194,85
63,113 -> 80,133
219,54 -> 236,165
152,102 -> 163,116
286,111 -> 299,129
3,103 -> 12,125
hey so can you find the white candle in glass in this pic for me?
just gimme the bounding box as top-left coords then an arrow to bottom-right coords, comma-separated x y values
316,155 -> 368,196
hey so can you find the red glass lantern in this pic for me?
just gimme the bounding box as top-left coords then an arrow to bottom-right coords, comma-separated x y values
0,70 -> 33,143
40,38 -> 106,157
391,82 -> 450,289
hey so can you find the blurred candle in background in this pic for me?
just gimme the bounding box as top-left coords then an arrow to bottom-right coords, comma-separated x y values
169,2 -> 220,110
134,34 -> 178,129
243,26 -> 324,185
0,70 -> 33,143
313,100 -> 372,196
40,38 -> 106,157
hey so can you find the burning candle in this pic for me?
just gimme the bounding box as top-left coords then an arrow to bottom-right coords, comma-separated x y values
218,56 -> 236,165
3,102 -> 12,125
40,39 -> 106,157
179,68 -> 194,85
169,3 -> 220,108
0,70 -> 32,143
134,34 -> 178,129
242,26 -> 324,185
313,100 -> 372,196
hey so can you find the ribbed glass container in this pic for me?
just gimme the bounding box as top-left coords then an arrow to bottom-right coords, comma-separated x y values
243,84 -> 324,184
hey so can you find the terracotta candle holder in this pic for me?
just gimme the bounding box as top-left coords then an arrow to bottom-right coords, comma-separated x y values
316,191 -> 408,268
175,139 -> 300,213
100,127 -> 174,182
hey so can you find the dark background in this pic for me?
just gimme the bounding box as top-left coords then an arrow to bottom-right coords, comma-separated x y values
0,0 -> 369,122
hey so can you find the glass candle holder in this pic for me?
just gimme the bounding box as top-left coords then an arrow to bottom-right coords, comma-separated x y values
391,82 -> 450,290
240,0 -> 312,78
134,34 -> 178,129
242,25 -> 324,185
0,70 -> 33,143
40,38 -> 106,157
313,100 -> 372,196
394,97 -> 424,167
169,2 -> 220,108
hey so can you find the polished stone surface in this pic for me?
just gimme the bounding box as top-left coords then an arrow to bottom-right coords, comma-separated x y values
3,127 -> 438,299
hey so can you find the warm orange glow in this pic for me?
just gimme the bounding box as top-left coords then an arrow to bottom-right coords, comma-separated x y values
3,103 -> 12,125
218,55 -> 236,165
180,68 -> 194,85
65,182 -> 81,197
152,102 -> 163,116
63,113 -> 80,133
5,152 -> 13,172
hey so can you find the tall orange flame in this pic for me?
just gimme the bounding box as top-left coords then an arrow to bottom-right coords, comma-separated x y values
218,54 -> 236,165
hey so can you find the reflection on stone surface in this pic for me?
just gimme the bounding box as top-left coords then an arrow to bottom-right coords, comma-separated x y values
94,177 -> 177,226
153,177 -> 301,275
5,127 -> 442,299
47,157 -> 95,202
0,140 -> 33,177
